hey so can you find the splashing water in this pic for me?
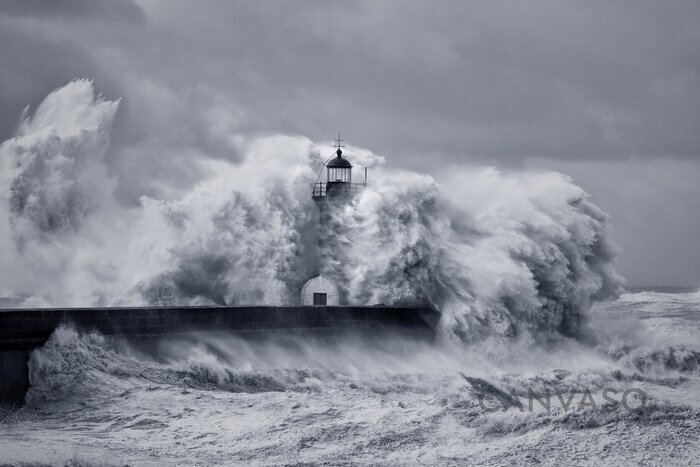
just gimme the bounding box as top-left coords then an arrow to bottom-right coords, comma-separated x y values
0,80 -> 623,343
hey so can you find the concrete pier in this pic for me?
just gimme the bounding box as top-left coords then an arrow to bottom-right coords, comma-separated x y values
0,305 -> 438,403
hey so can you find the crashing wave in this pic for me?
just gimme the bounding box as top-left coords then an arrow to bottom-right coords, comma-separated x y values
26,326 -> 332,405
0,80 -> 623,341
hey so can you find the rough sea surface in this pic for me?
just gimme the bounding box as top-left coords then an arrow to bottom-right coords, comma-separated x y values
1,289 -> 699,466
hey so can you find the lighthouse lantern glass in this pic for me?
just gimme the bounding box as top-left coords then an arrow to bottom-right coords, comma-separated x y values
327,167 -> 351,183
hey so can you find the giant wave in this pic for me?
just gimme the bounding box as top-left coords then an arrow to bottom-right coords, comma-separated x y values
0,80 -> 624,344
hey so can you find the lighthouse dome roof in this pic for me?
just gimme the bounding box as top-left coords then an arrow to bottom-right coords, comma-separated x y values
327,149 -> 353,168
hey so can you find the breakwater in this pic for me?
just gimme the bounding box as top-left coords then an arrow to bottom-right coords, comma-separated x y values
0,305 -> 437,402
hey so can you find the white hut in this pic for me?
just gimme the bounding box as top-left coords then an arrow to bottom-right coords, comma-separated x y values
301,275 -> 339,306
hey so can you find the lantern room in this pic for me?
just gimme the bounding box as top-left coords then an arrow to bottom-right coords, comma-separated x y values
326,148 -> 352,183
311,134 -> 367,202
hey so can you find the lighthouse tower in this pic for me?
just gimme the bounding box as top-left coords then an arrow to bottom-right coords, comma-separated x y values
301,134 -> 366,306
311,135 -> 366,203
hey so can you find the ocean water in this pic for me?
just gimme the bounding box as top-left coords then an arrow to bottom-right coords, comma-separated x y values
1,289 -> 699,466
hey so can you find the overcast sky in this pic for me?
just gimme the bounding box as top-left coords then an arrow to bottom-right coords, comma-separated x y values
1,0 -> 698,287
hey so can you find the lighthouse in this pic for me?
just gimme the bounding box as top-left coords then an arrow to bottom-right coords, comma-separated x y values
311,136 -> 366,202
302,134 -> 366,306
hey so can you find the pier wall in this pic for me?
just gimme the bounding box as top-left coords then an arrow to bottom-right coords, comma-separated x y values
0,306 -> 438,403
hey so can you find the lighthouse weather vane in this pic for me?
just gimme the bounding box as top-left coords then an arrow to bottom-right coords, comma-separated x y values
334,132 -> 345,150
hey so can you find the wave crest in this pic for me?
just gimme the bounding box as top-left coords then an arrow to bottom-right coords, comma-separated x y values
0,81 -> 623,341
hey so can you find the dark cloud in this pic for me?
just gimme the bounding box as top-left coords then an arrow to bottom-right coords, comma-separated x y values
0,0 -> 144,22
2,1 -> 698,164
118,0 -> 698,165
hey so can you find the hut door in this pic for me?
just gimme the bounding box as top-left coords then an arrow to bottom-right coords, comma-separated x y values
313,293 -> 328,305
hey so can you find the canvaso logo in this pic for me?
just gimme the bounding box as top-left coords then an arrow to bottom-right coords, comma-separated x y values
464,376 -> 648,414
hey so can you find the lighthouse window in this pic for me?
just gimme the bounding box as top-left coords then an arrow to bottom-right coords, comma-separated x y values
327,168 -> 351,182
313,293 -> 328,305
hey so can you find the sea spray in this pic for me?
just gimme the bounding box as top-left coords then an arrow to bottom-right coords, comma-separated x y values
2,79 -> 118,243
0,80 -> 623,342
321,167 -> 623,342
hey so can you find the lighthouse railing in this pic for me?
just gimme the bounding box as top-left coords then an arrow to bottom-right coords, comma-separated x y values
312,182 -> 365,200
